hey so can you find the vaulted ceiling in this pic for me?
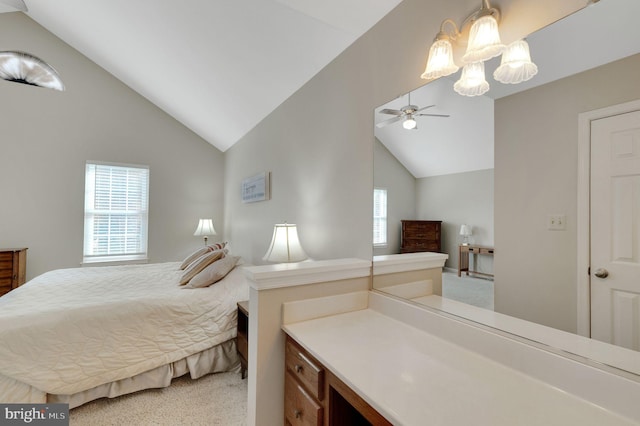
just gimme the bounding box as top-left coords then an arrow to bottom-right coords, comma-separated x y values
2,0 -> 402,152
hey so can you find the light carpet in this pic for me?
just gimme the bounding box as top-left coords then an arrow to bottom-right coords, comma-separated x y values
69,371 -> 247,426
442,271 -> 494,310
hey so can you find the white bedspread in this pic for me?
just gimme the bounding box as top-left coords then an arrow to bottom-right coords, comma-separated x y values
0,262 -> 249,395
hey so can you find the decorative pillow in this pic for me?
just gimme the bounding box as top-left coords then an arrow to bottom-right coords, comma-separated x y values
184,256 -> 240,289
179,247 -> 209,270
179,242 -> 227,270
208,241 -> 227,250
179,250 -> 225,285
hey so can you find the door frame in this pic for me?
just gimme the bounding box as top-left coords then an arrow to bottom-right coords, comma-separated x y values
577,99 -> 640,337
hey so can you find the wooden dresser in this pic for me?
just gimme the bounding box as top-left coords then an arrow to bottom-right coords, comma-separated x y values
400,220 -> 442,253
0,248 -> 27,297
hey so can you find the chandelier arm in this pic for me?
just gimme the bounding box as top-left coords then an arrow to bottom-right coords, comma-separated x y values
460,1 -> 501,33
438,18 -> 460,41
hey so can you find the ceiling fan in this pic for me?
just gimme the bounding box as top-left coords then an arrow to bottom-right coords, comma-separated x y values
376,92 -> 448,130
0,0 -> 65,91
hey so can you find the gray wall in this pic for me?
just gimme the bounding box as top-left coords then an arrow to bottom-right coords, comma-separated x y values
373,138 -> 416,256
0,13 -> 225,279
495,53 -> 640,333
223,0 -> 584,266
416,169 -> 494,272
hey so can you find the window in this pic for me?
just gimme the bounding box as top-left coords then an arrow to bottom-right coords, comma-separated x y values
83,162 -> 149,263
373,188 -> 387,247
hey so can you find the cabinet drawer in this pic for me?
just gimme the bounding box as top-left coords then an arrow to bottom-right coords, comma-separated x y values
0,268 -> 13,280
402,240 -> 439,250
402,220 -> 440,229
286,339 -> 324,400
403,230 -> 439,240
285,371 -> 323,426
479,247 -> 494,255
0,253 -> 12,262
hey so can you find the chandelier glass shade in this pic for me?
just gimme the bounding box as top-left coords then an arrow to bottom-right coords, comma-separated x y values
421,36 -> 459,80
462,14 -> 505,64
493,39 -> 538,84
454,62 -> 490,97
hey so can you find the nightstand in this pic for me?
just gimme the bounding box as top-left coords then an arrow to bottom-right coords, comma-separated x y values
237,300 -> 249,379
0,248 -> 27,297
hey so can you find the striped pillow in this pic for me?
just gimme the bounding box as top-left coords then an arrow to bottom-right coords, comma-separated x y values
179,250 -> 225,285
179,242 -> 227,270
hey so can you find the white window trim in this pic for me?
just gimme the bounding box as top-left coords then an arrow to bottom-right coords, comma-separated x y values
83,161 -> 150,265
373,187 -> 388,248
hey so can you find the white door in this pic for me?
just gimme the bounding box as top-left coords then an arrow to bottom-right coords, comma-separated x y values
591,109 -> 640,350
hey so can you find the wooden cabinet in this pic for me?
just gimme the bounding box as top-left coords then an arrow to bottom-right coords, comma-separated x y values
400,220 -> 442,253
237,301 -> 249,379
284,335 -> 391,426
0,248 -> 27,297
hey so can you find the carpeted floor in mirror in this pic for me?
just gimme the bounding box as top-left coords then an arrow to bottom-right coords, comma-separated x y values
69,371 -> 247,426
442,271 -> 494,310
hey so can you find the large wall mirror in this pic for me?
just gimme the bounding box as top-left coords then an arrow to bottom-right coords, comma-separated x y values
373,0 -> 640,376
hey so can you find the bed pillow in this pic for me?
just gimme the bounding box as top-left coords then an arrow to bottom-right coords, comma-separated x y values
179,242 -> 227,270
179,250 -> 225,285
184,255 -> 240,289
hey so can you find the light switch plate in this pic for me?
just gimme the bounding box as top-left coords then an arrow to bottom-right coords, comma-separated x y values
547,214 -> 566,230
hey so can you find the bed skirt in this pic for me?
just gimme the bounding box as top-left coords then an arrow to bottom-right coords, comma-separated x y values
0,339 -> 239,409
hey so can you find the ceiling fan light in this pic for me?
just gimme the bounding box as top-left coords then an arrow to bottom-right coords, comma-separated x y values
493,39 -> 538,84
0,51 -> 65,91
454,62 -> 489,97
402,116 -> 417,130
462,14 -> 505,64
421,37 -> 459,80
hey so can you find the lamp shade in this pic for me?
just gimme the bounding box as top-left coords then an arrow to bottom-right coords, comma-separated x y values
263,223 -> 308,263
462,14 -> 505,64
453,62 -> 490,97
459,224 -> 472,236
421,37 -> 459,80
193,219 -> 216,237
493,39 -> 538,84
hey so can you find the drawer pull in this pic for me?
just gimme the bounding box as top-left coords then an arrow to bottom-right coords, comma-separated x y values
294,409 -> 302,419
294,364 -> 303,373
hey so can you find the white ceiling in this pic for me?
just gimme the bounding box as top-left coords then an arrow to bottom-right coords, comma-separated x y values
375,0 -> 640,178
3,0 -> 402,152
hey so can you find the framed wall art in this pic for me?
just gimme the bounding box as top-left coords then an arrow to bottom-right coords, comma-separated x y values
241,171 -> 270,203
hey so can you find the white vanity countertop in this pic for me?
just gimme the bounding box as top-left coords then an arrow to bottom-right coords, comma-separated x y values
283,308 -> 637,426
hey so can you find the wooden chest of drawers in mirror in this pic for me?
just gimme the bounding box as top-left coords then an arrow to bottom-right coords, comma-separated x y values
0,248 -> 27,297
400,220 -> 441,253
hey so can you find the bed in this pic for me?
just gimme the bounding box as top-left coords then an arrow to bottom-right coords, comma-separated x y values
0,256 -> 249,408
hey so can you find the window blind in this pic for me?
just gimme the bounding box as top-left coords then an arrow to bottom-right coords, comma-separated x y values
373,188 -> 387,247
83,162 -> 149,263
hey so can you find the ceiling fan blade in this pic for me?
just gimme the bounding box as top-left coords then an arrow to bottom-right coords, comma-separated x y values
416,114 -> 450,118
379,108 -> 403,116
0,51 -> 65,91
414,104 -> 435,113
375,115 -> 404,128
1,0 -> 27,11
